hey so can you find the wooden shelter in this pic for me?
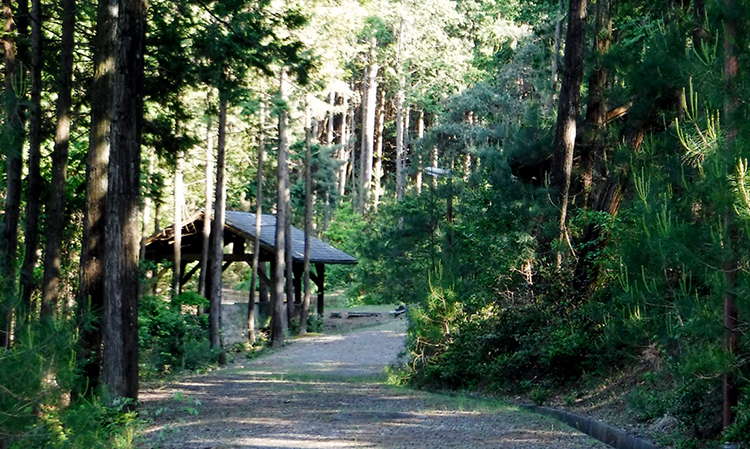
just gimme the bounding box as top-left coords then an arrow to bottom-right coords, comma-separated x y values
144,210 -> 357,314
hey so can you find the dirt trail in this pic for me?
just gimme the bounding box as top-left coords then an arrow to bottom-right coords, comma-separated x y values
138,316 -> 608,449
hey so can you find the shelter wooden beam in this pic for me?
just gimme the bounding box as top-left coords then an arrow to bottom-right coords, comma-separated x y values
293,263 -> 303,305
181,261 -> 200,288
315,263 -> 325,315
163,253 -> 270,263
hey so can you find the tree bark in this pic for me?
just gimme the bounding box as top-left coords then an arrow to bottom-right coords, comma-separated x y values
283,87 -> 293,327
271,68 -> 289,348
722,0 -> 739,428
327,90 -> 335,145
19,0 -> 43,317
581,0 -> 611,207
550,0 -> 564,109
138,149 -> 152,298
198,91 -> 214,298
102,0 -> 146,403
0,0 -> 23,348
416,110 -> 424,194
300,98 -> 313,335
359,36 -> 378,215
395,18 -> 406,201
41,0 -> 76,319
139,148 -> 154,263
338,93 -> 349,199
247,92 -> 265,344
373,89 -> 385,211
551,0 -> 586,267
77,0 -> 116,390
172,147 -> 184,298
209,96 -> 227,363
285,169 -> 294,325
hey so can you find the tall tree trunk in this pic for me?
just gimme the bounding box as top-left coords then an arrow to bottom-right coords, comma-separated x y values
0,0 -> 23,347
198,91 -> 214,298
373,90 -> 385,211
284,169 -> 294,325
102,0 -> 146,403
395,18 -> 406,201
551,0 -> 587,267
139,148 -> 153,262
271,68 -> 289,348
550,0 -> 564,109
283,85 -> 294,327
20,0 -> 43,318
416,110 -> 424,194
172,148 -> 183,298
247,92 -> 264,344
77,0 -> 116,390
581,0 -> 611,206
722,0 -> 739,428
300,97 -> 313,335
571,0 -> 614,292
153,193 -> 161,232
338,93 -> 349,199
431,142 -> 439,189
349,95 -> 357,207
40,0 -> 75,319
359,36 -> 378,215
209,96 -> 227,364
327,90 -> 335,145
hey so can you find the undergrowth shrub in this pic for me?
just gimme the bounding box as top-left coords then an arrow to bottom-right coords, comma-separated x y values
139,292 -> 217,376
0,321 -> 142,448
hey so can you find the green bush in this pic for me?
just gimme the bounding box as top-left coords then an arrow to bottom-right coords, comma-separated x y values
0,321 -> 142,449
139,293 -> 215,375
724,386 -> 750,445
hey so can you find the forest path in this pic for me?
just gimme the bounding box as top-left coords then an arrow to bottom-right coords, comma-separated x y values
138,315 -> 607,449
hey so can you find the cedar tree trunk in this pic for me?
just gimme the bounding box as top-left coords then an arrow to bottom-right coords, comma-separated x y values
41,0 -> 76,318
77,0 -> 116,389
551,0 -> 586,267
20,0 -> 43,317
247,94 -> 265,343
198,91 -> 214,298
209,96 -> 227,363
102,0 -> 146,403
272,68 -> 289,348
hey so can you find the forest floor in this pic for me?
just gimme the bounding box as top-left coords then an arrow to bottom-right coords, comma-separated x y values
137,305 -> 610,449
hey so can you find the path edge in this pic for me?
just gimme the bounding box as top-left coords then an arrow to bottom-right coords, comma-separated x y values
520,404 -> 661,449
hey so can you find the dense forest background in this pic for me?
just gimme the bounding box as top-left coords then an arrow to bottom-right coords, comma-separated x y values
0,0 -> 749,447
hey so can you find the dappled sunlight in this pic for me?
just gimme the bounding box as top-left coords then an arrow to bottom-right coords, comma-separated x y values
138,309 -> 607,449
228,436 -> 373,448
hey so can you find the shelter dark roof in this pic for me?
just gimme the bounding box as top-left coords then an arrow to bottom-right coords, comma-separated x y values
224,211 -> 357,265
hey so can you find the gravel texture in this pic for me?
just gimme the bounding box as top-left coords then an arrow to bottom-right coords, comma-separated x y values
138,316 -> 609,449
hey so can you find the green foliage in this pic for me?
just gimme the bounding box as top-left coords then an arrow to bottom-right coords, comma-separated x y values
306,313 -> 324,333
0,322 -> 142,448
724,387 -> 750,445
323,207 -> 367,291
10,397 -> 144,449
139,293 -> 218,375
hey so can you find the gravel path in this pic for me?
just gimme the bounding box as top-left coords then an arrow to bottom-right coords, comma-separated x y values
138,316 -> 608,449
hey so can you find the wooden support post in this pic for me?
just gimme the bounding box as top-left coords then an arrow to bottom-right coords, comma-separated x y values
259,262 -> 269,303
181,261 -> 200,288
178,261 -> 188,292
316,263 -> 325,315
294,263 -> 303,305
203,260 -> 212,314
269,258 -> 277,306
